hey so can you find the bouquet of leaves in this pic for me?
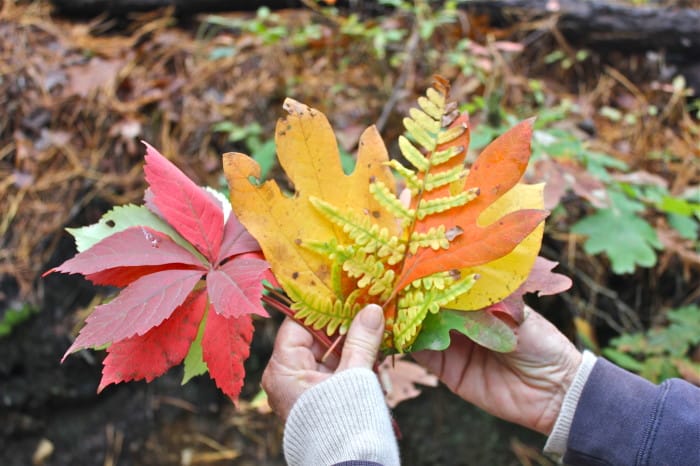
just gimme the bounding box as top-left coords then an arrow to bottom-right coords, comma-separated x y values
48,77 -> 570,403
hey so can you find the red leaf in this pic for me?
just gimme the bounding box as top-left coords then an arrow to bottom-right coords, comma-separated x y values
202,310 -> 254,403
51,226 -> 205,276
398,209 -> 548,290
85,264 -> 201,287
63,268 -> 204,359
98,290 -> 207,391
461,118 -> 536,224
520,257 -> 572,297
207,258 -> 269,318
485,257 -> 572,324
143,143 -> 224,263
218,213 -> 261,263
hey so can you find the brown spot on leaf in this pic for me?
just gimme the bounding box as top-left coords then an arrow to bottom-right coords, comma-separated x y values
292,272 -> 299,280
372,210 -> 381,218
294,238 -> 302,245
445,226 -> 463,241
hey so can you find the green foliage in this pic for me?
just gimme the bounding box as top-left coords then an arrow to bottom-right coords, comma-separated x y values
603,305 -> 700,384
411,309 -> 517,352
0,304 -> 38,338
572,190 -> 662,274
204,8 -> 321,48
212,122 -> 277,181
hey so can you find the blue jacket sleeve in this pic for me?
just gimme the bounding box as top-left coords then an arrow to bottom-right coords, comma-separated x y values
564,358 -> 700,465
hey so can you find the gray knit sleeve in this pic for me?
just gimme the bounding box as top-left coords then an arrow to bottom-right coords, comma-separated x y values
283,367 -> 400,466
543,350 -> 597,457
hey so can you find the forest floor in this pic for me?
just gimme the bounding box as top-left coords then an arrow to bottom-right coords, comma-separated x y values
1,1 -> 699,465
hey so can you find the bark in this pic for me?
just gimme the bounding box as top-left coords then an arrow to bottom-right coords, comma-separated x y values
462,0 -> 700,57
51,0 -> 304,16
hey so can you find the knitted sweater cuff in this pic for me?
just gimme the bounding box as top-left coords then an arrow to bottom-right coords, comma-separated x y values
543,350 -> 597,457
283,367 -> 400,466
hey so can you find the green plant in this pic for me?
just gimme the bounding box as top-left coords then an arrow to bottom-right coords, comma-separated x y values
212,122 -> 277,180
604,305 -> 700,384
0,304 -> 38,338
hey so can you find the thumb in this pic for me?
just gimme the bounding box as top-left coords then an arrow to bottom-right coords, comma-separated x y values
336,304 -> 385,371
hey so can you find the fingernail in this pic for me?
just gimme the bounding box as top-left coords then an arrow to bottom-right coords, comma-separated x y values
360,304 -> 383,330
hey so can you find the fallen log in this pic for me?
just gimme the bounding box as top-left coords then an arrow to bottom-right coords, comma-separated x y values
462,0 -> 700,57
50,0 -> 304,16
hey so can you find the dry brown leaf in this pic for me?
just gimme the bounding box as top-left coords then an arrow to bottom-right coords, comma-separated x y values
378,355 -> 438,408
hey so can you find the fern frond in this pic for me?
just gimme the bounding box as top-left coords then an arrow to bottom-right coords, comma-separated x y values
409,107 -> 441,134
403,118 -> 437,152
431,145 -> 464,166
408,226 -> 449,254
387,160 -> 421,192
393,272 -> 479,351
369,181 -> 414,226
283,279 -> 356,335
423,166 -> 468,192
437,122 -> 467,145
398,135 -> 430,172
310,196 -> 406,265
416,190 -> 478,219
417,95 -> 443,120
426,86 -> 446,109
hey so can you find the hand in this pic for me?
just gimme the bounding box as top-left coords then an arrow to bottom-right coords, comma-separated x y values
413,307 -> 582,434
262,304 -> 385,420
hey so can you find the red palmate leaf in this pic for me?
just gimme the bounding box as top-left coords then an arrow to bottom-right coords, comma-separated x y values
207,257 -> 270,318
143,143 -> 224,263
85,264 -> 200,287
63,268 -> 204,359
202,310 -> 254,404
98,290 -> 207,391
50,226 -> 204,276
218,213 -> 262,263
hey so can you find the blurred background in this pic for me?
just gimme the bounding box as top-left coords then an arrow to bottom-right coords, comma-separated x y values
1,0 -> 699,464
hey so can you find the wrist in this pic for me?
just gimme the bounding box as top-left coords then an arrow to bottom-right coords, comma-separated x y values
537,346 -> 583,435
544,350 -> 598,455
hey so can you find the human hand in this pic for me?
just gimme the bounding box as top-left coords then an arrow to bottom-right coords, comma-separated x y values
413,307 -> 582,434
262,304 -> 385,420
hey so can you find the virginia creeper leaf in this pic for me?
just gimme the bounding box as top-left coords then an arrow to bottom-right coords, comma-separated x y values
143,142 -> 224,263
51,226 -> 205,275
98,289 -> 207,391
218,213 -> 262,263
202,310 -> 254,404
207,257 -> 270,318
63,268 -> 205,358
67,204 -> 181,253
51,143 -> 269,403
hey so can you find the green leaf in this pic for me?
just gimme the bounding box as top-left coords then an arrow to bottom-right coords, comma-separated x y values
572,205 -> 661,274
667,213 -> 698,240
410,309 -> 516,353
0,304 -> 38,338
182,308 -> 209,384
602,348 -> 645,372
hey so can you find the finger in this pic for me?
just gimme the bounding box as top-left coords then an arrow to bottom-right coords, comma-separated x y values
336,304 -> 384,371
